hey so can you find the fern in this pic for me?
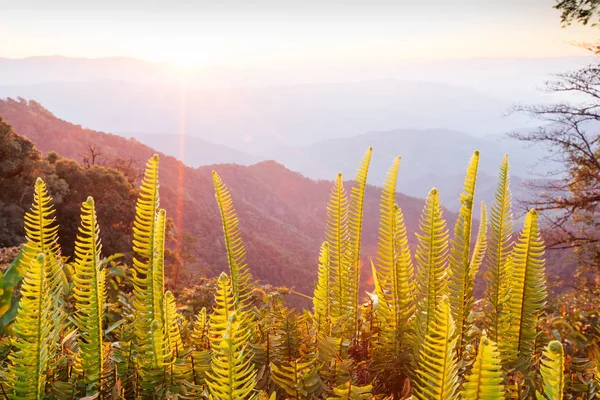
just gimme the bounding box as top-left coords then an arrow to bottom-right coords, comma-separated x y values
415,188 -> 449,348
484,155 -> 514,344
372,156 -> 415,392
21,178 -> 66,355
460,336 -> 504,399
206,274 -> 256,400
448,150 -> 480,360
536,341 -> 565,400
414,296 -> 460,400
345,147 -> 372,333
271,357 -> 323,398
500,209 -> 547,369
131,155 -> 169,389
326,382 -> 373,400
72,197 -> 107,395
164,291 -> 184,357
213,171 -> 253,310
313,241 -> 332,333
6,254 -> 57,399
470,203 -> 488,284
327,172 -> 349,320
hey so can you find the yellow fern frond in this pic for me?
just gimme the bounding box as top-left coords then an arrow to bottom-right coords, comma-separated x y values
415,188 -> 449,347
484,155 -> 514,344
461,336 -> 504,399
130,155 -> 169,390
470,202 -> 488,281
7,254 -> 57,399
22,177 -> 66,351
271,358 -> 323,398
326,381 -> 373,400
345,147 -> 372,332
448,150 -> 480,359
313,241 -> 332,332
500,209 -> 547,368
206,275 -> 256,400
327,172 -> 349,320
371,156 -> 415,392
414,296 -> 460,400
191,307 -> 209,350
72,197 -> 106,395
536,341 -> 565,400
212,171 -> 253,310
164,291 -> 184,357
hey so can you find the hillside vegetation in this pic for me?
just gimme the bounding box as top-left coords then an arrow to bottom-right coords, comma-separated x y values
0,147 -> 583,399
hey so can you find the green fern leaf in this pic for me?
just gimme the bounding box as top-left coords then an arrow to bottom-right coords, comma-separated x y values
414,296 -> 460,400
72,197 -> 106,395
500,209 -> 547,369
212,171 -> 253,310
327,172 -> 349,320
313,241 -> 332,334
271,357 -> 322,398
326,381 -> 373,400
460,336 -> 504,399
206,273 -> 256,399
536,341 -> 564,400
415,188 -> 449,348
345,147 -> 372,332
7,254 -> 57,399
372,156 -> 415,392
484,155 -> 514,344
448,150 -> 480,359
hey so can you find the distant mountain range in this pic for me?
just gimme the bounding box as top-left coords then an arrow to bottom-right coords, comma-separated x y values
0,78 -> 533,153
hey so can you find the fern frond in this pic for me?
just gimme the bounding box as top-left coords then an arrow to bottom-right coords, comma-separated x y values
327,172 -> 349,320
414,296 -> 460,400
7,254 -> 56,399
271,357 -> 323,398
371,157 -> 416,392
313,241 -> 332,331
206,280 -> 256,400
536,341 -> 565,400
484,155 -> 514,344
72,197 -> 106,395
345,147 -> 372,332
326,381 -> 373,400
131,155 -> 160,343
448,150 -> 480,360
130,155 -> 170,389
191,307 -> 209,350
470,202 -> 488,281
460,336 -> 504,399
500,209 -> 547,369
415,188 -> 449,347
213,171 -> 253,310
209,273 -> 238,350
21,177 -> 66,353
164,291 -> 184,357
153,209 -> 167,328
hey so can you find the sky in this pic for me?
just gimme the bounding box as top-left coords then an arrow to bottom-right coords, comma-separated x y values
0,0 -> 598,67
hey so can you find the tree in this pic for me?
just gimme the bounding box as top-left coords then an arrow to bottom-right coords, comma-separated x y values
0,118 -> 137,257
0,118 -> 67,247
511,48 -> 600,276
555,0 -> 600,26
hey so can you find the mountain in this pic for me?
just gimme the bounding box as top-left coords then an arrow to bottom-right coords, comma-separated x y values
136,134 -> 260,166
0,79 -> 531,153
0,98 -> 450,300
263,128 -> 553,210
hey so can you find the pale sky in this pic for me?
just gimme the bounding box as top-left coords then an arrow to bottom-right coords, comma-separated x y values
0,0 -> 597,67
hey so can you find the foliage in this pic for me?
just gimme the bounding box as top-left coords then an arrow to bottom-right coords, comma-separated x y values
0,150 -> 585,400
